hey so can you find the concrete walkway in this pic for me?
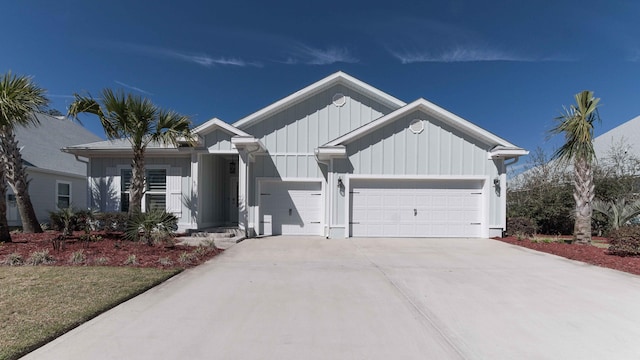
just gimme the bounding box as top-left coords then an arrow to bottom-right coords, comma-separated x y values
23,237 -> 640,359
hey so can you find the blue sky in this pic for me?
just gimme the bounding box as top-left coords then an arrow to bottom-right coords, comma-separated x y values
4,0 -> 640,166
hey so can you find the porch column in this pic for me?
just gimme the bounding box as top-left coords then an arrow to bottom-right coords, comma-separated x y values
238,151 -> 249,237
191,153 -> 199,229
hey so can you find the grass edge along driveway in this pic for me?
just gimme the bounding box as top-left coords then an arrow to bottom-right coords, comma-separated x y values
0,266 -> 180,360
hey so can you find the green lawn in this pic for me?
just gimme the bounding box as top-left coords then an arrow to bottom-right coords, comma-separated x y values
0,266 -> 180,360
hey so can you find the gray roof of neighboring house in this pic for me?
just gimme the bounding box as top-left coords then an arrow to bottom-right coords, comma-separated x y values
593,115 -> 640,160
14,113 -> 102,176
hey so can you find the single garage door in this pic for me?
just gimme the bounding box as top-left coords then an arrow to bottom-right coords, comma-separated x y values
260,181 -> 323,236
350,179 -> 483,237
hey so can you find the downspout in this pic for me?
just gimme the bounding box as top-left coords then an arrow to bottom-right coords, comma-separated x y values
72,154 -> 92,211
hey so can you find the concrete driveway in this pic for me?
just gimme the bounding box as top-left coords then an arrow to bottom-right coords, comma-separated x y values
23,237 -> 640,359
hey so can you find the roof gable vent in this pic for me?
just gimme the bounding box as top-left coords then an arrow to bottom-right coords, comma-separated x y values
409,119 -> 424,134
332,93 -> 346,107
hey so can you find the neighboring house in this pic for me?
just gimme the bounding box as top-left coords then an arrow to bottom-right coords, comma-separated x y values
8,113 -> 102,226
593,115 -> 640,162
63,72 -> 527,238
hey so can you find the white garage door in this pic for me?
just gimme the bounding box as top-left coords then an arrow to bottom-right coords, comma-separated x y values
350,179 -> 483,237
260,181 -> 323,236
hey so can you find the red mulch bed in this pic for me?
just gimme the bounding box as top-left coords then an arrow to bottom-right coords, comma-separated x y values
0,231 -> 222,269
495,236 -> 640,276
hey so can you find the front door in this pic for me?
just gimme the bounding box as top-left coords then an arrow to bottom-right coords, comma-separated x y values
230,177 -> 239,224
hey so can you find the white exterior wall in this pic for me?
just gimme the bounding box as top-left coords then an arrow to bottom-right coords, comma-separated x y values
89,156 -> 192,230
330,110 -> 505,237
242,85 -> 395,155
204,129 -> 235,151
8,169 -> 88,227
242,84 -> 395,236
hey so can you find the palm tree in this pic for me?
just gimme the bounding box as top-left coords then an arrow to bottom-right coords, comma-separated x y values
592,198 -> 640,231
0,71 -> 49,234
68,89 -> 194,216
0,176 -> 10,242
549,90 -> 601,244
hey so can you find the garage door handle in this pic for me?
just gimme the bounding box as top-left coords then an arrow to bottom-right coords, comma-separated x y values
471,222 -> 481,225
414,209 -> 417,216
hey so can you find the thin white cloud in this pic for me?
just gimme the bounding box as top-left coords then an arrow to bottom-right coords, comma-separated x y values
389,46 -> 574,63
627,48 -> 640,62
114,81 -> 153,95
116,42 -> 262,68
389,46 -> 531,63
282,44 -> 359,65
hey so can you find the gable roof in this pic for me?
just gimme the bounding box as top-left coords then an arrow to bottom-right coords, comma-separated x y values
324,98 -> 524,154
192,117 -> 249,137
15,113 -> 102,176
232,71 -> 406,129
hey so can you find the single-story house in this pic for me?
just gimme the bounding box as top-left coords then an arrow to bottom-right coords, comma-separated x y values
63,72 -> 527,238
9,113 -> 102,226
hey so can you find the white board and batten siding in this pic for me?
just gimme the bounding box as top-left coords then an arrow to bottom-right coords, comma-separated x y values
347,177 -> 487,238
258,179 -> 324,236
104,165 -> 183,215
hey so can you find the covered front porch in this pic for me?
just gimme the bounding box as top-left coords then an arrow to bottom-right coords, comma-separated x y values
197,154 -> 240,229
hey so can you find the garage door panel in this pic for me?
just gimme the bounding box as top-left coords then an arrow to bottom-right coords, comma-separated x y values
350,179 -> 483,238
260,181 -> 322,236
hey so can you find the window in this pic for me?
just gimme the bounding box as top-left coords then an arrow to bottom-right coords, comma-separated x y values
57,182 -> 71,209
120,168 -> 167,212
145,169 -> 167,211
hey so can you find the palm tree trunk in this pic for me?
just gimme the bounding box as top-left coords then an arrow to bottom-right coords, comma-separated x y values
128,148 -> 145,216
573,157 -> 594,244
0,129 -> 42,233
0,169 -> 12,242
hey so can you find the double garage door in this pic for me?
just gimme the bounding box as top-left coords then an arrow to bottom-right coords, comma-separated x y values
260,181 -> 323,236
350,179 -> 484,238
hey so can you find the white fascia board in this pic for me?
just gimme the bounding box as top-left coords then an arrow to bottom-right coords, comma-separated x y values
61,147 -> 192,157
232,71 -> 406,129
193,117 -> 250,137
488,148 -> 529,160
314,146 -> 347,161
326,98 -> 521,150
231,136 -> 266,152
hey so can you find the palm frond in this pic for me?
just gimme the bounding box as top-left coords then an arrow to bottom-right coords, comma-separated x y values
592,198 -> 640,230
549,90 -> 600,164
0,71 -> 49,129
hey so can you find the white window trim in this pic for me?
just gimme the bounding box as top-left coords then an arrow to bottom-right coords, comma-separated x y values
56,180 -> 72,209
117,165 -> 170,212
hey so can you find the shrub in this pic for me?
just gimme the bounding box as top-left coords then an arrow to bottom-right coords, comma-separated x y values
49,207 -> 82,234
125,210 -> 178,246
49,208 -> 98,234
68,250 -> 86,265
158,257 -> 173,266
92,212 -> 128,233
506,217 -> 537,237
27,250 -> 55,266
608,225 -> 640,256
178,251 -> 195,265
94,257 -> 109,265
123,254 -> 138,266
3,253 -> 23,266
193,245 -> 209,258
